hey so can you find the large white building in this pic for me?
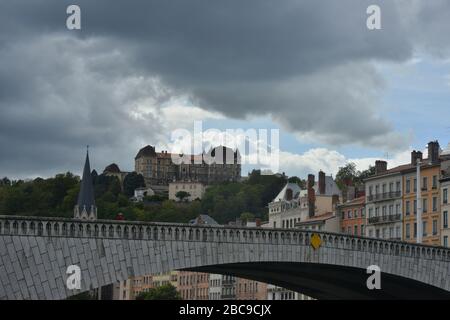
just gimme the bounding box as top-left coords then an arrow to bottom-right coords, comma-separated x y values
268,171 -> 341,231
169,181 -> 206,201
364,160 -> 403,240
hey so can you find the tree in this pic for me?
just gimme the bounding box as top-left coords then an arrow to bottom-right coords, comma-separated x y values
288,176 -> 306,189
135,284 -> 181,300
123,172 -> 146,197
240,212 -> 255,223
175,191 -> 190,202
357,166 -> 376,183
335,163 -> 358,190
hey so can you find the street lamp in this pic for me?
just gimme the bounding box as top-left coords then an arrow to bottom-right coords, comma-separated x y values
416,158 -> 422,244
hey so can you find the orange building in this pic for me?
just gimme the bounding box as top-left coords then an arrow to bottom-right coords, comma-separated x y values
338,196 -> 366,236
402,143 -> 441,246
235,278 -> 267,300
177,271 -> 209,300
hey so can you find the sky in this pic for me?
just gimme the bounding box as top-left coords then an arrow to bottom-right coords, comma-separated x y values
0,0 -> 449,179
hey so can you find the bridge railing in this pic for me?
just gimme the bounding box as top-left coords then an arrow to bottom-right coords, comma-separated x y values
1,215 -> 450,262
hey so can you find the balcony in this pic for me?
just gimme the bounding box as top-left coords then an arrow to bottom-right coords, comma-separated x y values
367,214 -> 401,225
367,191 -> 401,203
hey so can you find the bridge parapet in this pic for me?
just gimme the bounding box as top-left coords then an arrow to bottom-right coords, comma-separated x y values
1,215 -> 449,262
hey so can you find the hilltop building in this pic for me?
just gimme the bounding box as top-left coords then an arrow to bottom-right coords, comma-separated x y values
134,145 -> 241,187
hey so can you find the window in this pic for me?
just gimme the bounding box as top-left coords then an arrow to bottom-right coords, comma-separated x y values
375,207 -> 379,217
405,201 -> 410,215
414,223 -> 417,238
423,221 -> 427,237
406,179 -> 411,193
369,186 -> 373,196
369,229 -> 373,238
414,178 -> 417,192
423,198 -> 428,213
389,182 -> 394,192
389,227 -> 394,238
369,208 -> 373,217
382,228 -> 387,239
432,197 -> 438,212
361,225 -> 365,236
396,204 -> 401,214
422,177 -> 427,191
432,176 -> 437,189
432,220 -> 438,236
375,185 -> 379,195
389,205 -> 394,215
405,224 -> 410,239
348,210 -> 352,219
382,184 -> 386,194
444,211 -> 448,229
354,225 -> 358,236
376,229 -> 380,238
382,206 -> 387,217
354,209 -> 358,218
444,236 -> 448,248
396,226 -> 401,239
396,181 -> 401,192
414,200 -> 417,214
347,226 -> 351,234
444,188 -> 448,204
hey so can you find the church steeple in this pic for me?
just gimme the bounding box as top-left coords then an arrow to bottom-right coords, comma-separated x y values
74,146 -> 97,220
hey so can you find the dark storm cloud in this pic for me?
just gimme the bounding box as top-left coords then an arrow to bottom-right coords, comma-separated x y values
0,0 -> 447,177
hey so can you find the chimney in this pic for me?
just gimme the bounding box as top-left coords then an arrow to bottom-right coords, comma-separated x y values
318,171 -> 326,195
411,150 -> 423,165
307,174 -> 315,218
428,141 -> 440,164
375,160 -> 387,175
332,194 -> 340,207
411,150 -> 417,165
347,185 -> 356,202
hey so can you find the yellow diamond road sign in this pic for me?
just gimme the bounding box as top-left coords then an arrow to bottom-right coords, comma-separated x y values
311,234 -> 322,250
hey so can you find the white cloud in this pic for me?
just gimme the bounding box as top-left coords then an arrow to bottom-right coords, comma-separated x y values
278,147 -> 414,179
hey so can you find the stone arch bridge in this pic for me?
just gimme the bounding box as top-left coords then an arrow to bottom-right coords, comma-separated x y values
0,215 -> 449,300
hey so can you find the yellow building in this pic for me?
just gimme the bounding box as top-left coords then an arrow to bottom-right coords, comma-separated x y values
402,143 -> 441,246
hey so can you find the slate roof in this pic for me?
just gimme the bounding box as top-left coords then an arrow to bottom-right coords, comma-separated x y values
135,145 -> 157,159
272,183 -> 302,202
190,214 -> 219,225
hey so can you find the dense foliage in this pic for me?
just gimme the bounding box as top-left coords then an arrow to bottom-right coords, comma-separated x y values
135,283 -> 181,300
0,169 -> 293,224
335,162 -> 375,192
199,170 -> 288,223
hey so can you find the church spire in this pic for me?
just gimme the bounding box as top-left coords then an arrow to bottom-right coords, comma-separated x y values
74,146 -> 97,220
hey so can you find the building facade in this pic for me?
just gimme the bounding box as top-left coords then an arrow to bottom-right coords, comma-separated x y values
338,196 -> 366,236
364,160 -> 403,240
440,156 -> 450,247
235,278 -> 267,300
135,145 -> 241,186
169,181 -> 206,201
402,143 -> 441,246
177,271 -> 210,300
268,171 -> 341,230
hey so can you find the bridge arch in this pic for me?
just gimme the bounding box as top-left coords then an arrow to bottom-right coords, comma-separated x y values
0,215 -> 449,300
